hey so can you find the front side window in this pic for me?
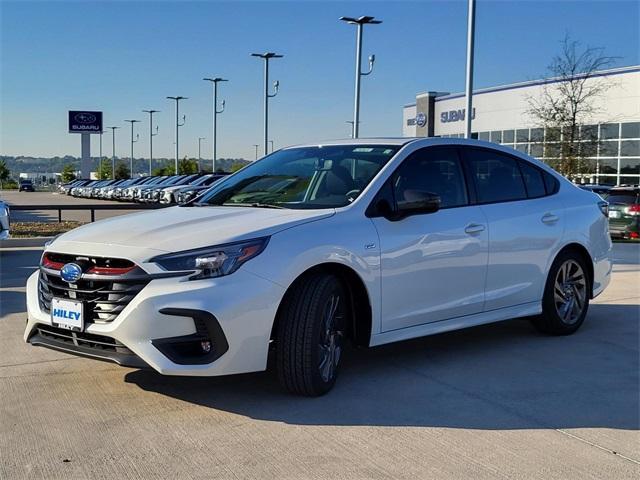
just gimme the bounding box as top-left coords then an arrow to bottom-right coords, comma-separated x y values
197,145 -> 400,209
465,148 -> 527,203
392,148 -> 468,209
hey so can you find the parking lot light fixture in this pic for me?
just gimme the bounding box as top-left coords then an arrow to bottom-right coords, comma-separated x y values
253,144 -> 259,160
203,78 -> 228,172
167,96 -> 187,173
107,126 -> 120,179
339,15 -> 381,138
142,110 -> 160,176
251,52 -> 282,156
124,120 -> 140,177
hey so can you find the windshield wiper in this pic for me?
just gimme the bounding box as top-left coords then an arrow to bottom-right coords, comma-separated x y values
222,202 -> 286,209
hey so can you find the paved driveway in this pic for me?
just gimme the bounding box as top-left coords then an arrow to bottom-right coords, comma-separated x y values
0,244 -> 638,479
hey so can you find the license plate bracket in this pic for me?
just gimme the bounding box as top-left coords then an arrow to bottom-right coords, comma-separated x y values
51,297 -> 84,331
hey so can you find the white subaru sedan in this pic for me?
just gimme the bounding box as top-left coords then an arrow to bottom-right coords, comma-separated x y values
24,138 -> 612,396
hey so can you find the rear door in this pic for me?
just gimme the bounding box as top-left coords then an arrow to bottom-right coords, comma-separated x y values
461,147 -> 564,310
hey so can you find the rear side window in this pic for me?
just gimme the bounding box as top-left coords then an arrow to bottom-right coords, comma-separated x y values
518,161 -> 546,198
465,149 -> 527,203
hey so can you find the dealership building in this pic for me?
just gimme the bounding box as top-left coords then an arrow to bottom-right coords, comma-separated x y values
402,65 -> 640,185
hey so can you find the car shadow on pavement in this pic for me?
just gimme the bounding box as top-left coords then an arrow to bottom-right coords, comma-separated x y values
125,303 -> 639,431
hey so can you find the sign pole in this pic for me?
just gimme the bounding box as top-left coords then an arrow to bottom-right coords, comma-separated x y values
80,133 -> 91,179
68,111 -> 103,179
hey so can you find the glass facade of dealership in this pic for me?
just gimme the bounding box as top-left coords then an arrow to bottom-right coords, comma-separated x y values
403,66 -> 640,185
439,122 -> 640,185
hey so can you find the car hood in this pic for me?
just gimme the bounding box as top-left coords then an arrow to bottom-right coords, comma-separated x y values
49,206 -> 334,261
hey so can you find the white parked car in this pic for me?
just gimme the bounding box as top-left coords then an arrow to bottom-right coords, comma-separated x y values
0,199 -> 10,239
25,138 -> 612,396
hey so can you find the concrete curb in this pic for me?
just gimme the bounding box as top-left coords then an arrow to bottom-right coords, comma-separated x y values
0,237 -> 52,248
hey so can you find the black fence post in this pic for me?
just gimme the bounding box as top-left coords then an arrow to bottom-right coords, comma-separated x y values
90,209 -> 95,222
58,209 -> 62,223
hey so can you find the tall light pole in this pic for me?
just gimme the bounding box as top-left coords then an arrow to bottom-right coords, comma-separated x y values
124,120 -> 140,177
464,0 -> 476,139
142,110 -> 159,176
198,137 -> 206,172
339,16 -> 381,139
203,77 -> 227,172
167,96 -> 187,173
251,52 -> 282,156
107,126 -> 119,179
346,120 -> 355,138
253,144 -> 259,160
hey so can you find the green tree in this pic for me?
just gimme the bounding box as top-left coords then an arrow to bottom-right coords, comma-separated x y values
230,162 -> 245,173
96,158 -> 112,180
61,164 -> 76,182
178,157 -> 199,174
114,161 -> 130,180
152,164 -> 175,176
0,159 -> 10,189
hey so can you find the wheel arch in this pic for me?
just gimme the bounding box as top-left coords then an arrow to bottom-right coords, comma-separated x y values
271,262 -> 373,347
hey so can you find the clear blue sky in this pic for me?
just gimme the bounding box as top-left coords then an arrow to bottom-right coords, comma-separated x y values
1,0 -> 638,160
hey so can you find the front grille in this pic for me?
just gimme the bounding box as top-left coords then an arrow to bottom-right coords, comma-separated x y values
36,324 -> 132,354
38,253 -> 150,324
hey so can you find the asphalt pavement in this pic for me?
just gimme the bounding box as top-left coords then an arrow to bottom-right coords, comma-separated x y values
0,190 -> 146,223
0,244 -> 638,479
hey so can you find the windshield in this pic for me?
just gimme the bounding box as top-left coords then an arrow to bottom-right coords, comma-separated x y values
197,145 -> 400,209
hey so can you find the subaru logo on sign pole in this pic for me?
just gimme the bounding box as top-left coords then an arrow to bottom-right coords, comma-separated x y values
60,263 -> 83,283
68,110 -> 103,180
69,111 -> 102,133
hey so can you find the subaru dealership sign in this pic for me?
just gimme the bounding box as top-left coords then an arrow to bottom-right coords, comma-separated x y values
68,111 -> 103,133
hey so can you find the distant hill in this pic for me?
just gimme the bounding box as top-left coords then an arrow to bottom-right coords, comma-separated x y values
0,155 -> 250,176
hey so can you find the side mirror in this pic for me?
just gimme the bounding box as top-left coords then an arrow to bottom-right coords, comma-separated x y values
388,190 -> 440,221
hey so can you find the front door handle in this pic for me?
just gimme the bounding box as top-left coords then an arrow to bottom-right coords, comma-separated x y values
541,213 -> 559,224
464,223 -> 485,234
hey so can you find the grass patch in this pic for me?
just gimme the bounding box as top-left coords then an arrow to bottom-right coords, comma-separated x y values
10,221 -> 85,237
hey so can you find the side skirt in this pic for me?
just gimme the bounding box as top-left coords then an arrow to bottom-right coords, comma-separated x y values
370,301 -> 541,347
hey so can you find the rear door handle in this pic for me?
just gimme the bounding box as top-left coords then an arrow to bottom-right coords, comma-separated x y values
464,223 -> 485,234
541,213 -> 559,224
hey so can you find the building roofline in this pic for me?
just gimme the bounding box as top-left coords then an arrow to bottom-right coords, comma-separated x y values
432,64 -> 640,102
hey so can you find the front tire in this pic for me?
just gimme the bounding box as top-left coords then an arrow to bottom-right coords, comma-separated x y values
276,273 -> 348,396
532,251 -> 590,335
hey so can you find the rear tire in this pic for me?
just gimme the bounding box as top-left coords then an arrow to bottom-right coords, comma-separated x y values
276,273 -> 348,396
532,250 -> 590,335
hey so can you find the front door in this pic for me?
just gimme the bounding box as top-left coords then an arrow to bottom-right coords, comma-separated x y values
371,147 -> 489,332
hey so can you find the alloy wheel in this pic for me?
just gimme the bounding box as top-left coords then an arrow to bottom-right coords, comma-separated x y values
318,294 -> 344,382
553,259 -> 587,324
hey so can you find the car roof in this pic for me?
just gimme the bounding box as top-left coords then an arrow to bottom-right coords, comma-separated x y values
283,137 -> 531,150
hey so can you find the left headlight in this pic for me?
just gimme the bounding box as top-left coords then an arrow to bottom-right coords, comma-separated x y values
150,237 -> 270,280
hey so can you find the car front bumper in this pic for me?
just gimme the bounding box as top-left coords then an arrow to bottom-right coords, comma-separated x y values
24,268 -> 285,376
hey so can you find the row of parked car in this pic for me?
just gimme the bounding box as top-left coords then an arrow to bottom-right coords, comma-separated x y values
59,173 -> 227,205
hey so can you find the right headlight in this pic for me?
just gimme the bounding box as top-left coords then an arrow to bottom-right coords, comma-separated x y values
150,237 -> 270,280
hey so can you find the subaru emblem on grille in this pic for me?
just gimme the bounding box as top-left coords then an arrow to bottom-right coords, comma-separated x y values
60,263 -> 83,283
